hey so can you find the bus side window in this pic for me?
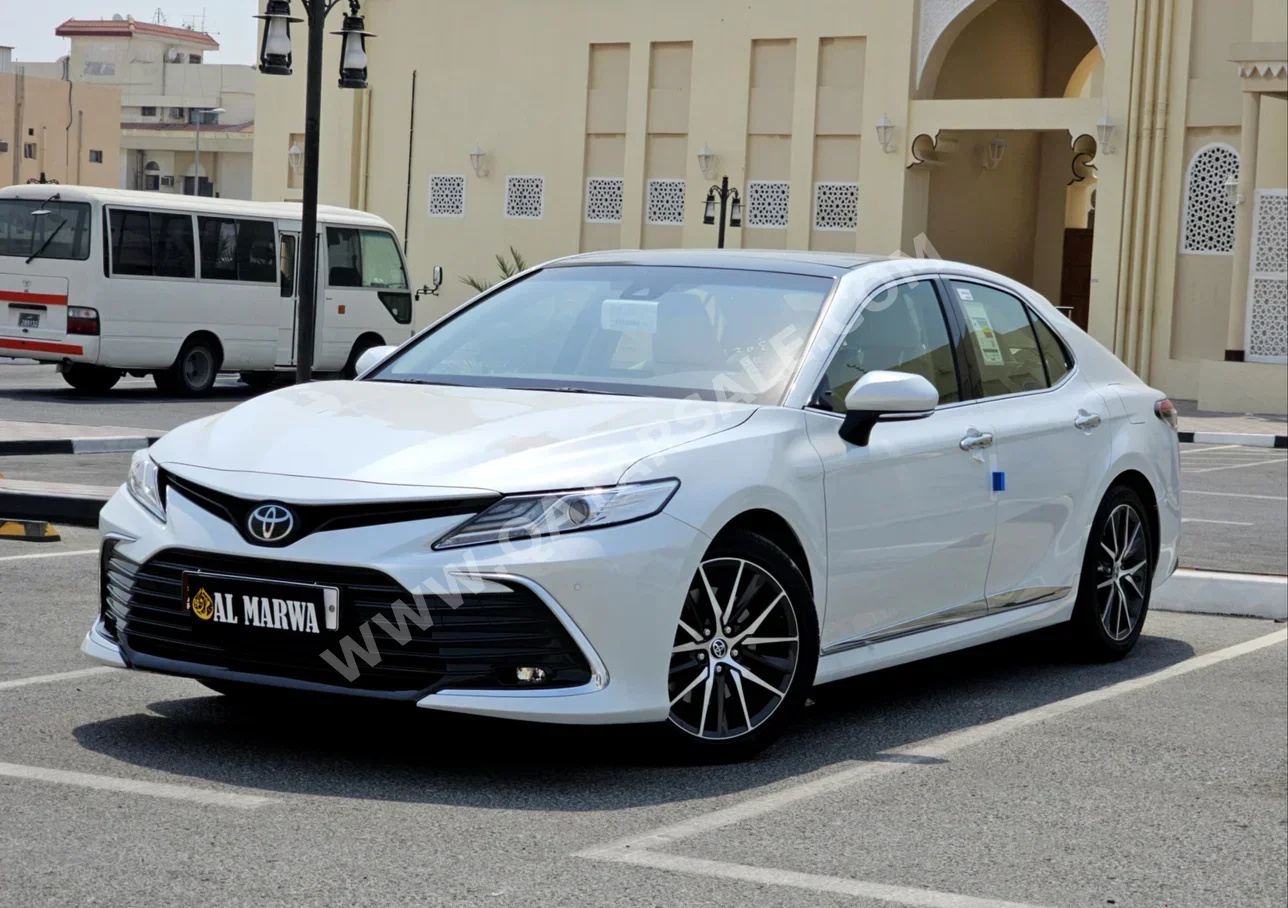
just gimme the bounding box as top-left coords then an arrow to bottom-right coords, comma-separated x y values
280,234 -> 296,298
326,228 -> 362,287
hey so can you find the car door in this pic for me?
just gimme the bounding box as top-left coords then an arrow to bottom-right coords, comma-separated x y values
943,278 -> 1111,611
804,277 -> 998,651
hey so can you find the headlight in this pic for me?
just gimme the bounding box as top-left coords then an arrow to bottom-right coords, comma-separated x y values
433,479 -> 679,550
126,450 -> 165,522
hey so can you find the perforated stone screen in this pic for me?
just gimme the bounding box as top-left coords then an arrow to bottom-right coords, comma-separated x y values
428,175 -> 465,218
645,179 -> 686,226
746,181 -> 790,228
1181,143 -> 1240,254
1247,189 -> 1288,362
585,177 -> 624,223
504,176 -> 544,219
813,182 -> 859,231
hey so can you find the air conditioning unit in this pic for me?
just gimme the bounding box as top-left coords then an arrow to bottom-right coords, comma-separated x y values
160,175 -> 175,187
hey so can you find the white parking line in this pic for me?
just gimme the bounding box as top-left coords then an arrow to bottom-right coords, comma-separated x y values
578,629 -> 1287,905
1183,490 -> 1288,501
0,549 -> 98,563
1182,518 -> 1255,526
1185,457 -> 1288,474
0,762 -> 276,809
0,667 -> 115,691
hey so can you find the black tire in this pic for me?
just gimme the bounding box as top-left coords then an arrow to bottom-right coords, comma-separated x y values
342,335 -> 383,380
157,337 -> 220,397
659,529 -> 819,763
240,371 -> 281,393
61,363 -> 122,393
1068,485 -> 1155,661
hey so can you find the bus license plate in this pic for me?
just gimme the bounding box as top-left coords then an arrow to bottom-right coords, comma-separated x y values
18,313 -> 39,328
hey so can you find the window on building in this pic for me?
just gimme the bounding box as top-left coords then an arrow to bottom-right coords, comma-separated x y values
0,141 -> 8,154
24,144 -> 36,160
83,61 -> 116,76
189,54 -> 203,64
140,106 -> 157,117
950,282 -> 1049,398
816,280 -> 961,412
189,109 -> 219,125
107,209 -> 196,278
197,217 -> 276,282
1181,143 -> 1240,254
88,150 -> 104,164
169,107 -> 185,120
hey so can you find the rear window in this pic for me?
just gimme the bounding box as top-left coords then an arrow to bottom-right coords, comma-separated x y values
0,199 -> 93,261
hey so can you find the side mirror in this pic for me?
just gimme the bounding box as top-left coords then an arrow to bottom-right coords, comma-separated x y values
354,345 -> 398,378
838,371 -> 938,446
415,265 -> 444,301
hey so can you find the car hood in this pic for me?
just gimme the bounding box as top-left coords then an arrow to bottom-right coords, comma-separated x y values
152,380 -> 756,496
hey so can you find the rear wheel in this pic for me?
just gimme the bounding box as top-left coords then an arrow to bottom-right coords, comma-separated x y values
1068,486 -> 1154,661
61,364 -> 121,393
156,337 -> 220,396
661,530 -> 818,762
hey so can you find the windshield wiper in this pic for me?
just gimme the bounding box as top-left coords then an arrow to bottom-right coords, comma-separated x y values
26,219 -> 67,264
511,386 -> 641,397
365,377 -> 468,386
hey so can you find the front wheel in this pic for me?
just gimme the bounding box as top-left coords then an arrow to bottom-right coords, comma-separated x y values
661,530 -> 819,763
62,364 -> 121,393
1068,486 -> 1155,661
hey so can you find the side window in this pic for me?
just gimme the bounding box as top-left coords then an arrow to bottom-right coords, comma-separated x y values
107,209 -> 194,278
817,280 -> 960,414
1031,314 -> 1072,386
280,234 -> 297,298
326,227 -> 362,287
950,282 -> 1047,397
359,230 -> 409,289
197,217 -> 277,282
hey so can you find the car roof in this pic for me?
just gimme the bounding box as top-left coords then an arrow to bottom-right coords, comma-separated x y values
546,248 -> 889,278
0,184 -> 393,229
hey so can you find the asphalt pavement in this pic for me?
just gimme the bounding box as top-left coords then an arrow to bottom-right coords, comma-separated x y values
0,531 -> 1283,908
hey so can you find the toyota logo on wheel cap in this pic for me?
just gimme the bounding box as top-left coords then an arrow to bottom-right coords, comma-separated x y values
247,504 -> 296,543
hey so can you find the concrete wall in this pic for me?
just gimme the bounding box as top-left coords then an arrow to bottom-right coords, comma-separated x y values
0,73 -> 120,187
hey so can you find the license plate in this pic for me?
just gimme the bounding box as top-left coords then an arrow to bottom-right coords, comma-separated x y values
183,572 -> 339,637
18,313 -> 39,328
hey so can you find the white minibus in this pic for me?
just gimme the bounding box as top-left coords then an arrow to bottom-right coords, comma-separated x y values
0,186 -> 437,395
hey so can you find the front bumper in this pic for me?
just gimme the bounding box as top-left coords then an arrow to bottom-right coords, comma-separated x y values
85,487 -> 707,724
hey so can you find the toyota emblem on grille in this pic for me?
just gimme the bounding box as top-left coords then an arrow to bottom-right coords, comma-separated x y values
247,504 -> 296,543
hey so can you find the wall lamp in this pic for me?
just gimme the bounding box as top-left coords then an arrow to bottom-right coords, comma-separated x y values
1096,113 -> 1118,155
469,143 -> 489,178
875,114 -> 897,154
696,143 -> 716,180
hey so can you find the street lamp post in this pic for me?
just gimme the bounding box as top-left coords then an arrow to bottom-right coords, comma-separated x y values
702,176 -> 742,249
256,0 -> 373,385
191,107 -> 225,196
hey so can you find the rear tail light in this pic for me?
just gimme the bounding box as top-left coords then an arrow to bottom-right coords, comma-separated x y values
1155,398 -> 1178,431
67,306 -> 100,336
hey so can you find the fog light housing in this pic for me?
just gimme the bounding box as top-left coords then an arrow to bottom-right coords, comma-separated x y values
516,666 -> 548,684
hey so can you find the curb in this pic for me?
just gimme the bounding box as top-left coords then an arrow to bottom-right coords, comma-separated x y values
0,519 -> 61,543
0,436 -> 161,456
1154,568 -> 1288,621
0,483 -> 113,528
1177,431 -> 1288,448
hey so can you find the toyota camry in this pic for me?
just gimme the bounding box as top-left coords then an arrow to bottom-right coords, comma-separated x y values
83,250 -> 1181,761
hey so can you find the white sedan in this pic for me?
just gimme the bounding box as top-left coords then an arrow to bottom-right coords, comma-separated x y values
83,250 -> 1181,761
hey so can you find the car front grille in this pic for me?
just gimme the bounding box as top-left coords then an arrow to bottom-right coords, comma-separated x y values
101,543 -> 593,696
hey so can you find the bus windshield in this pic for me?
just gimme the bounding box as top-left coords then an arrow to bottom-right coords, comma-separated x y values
0,199 -> 93,262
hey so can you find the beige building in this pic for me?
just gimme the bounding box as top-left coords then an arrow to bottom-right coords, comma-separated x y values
18,16 -> 256,200
0,46 -> 121,187
251,0 -> 1288,413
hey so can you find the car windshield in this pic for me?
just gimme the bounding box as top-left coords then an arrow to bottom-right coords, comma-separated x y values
0,199 -> 93,262
372,264 -> 833,404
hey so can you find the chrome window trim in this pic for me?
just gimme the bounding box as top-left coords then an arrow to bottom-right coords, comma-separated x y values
431,571 -> 609,698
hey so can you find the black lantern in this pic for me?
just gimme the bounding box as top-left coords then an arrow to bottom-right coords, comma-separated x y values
703,190 -> 717,226
333,8 -> 375,90
729,195 -> 742,228
255,0 -> 301,76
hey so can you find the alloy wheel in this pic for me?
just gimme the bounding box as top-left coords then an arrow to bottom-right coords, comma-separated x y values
668,557 -> 800,740
1095,503 -> 1149,641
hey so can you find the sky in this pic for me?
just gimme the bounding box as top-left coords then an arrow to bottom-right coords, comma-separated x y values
6,1 -> 258,65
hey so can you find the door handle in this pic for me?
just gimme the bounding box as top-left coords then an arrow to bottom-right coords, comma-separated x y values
959,431 -> 994,451
1074,413 -> 1102,430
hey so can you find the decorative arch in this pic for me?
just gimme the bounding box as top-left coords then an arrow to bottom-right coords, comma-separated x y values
1181,142 -> 1240,255
917,0 -> 1108,89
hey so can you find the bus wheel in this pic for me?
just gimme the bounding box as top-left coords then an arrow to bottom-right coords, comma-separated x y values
62,364 -> 122,394
157,338 -> 220,397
